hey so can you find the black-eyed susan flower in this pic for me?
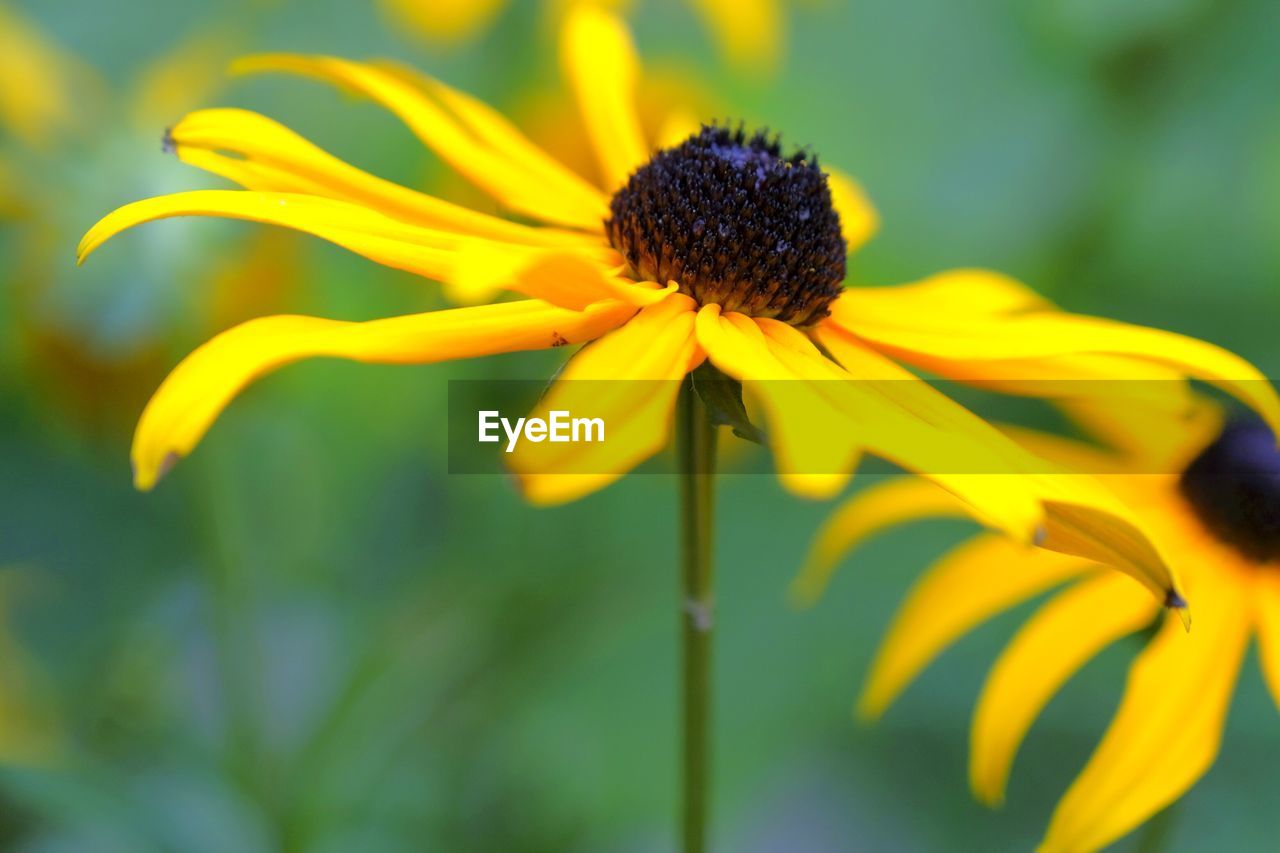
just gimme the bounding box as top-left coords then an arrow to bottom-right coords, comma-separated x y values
77,6 -> 1273,549
76,5 -> 1280,849
797,397 -> 1280,852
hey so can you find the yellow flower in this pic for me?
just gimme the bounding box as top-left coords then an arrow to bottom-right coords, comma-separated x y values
79,6 -> 1277,608
797,398 -> 1280,851
378,0 -> 786,75
0,3 -> 97,148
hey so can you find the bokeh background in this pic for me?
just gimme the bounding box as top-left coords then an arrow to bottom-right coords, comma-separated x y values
3,0 -> 1280,850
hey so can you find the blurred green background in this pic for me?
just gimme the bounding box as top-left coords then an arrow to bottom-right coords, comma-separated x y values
3,0 -> 1280,850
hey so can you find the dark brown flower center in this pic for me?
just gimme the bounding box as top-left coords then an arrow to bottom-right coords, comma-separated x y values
1179,418 -> 1280,562
605,125 -> 846,327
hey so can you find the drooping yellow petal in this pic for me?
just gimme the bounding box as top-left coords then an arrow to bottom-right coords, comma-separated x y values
858,534 -> 1093,721
826,168 -> 879,253
169,108 -> 605,249
1031,475 -> 1184,611
792,476 -> 969,605
1041,570 -> 1250,853
970,572 -> 1158,806
512,294 -> 702,504
561,4 -> 649,191
131,298 -> 637,491
814,322 -> 1183,606
377,0 -> 509,43
1253,571 -> 1280,715
835,277 -> 1280,441
686,0 -> 782,75
695,305 -> 861,498
232,54 -> 609,229
78,190 -> 664,310
764,320 -> 1044,542
897,352 -> 1197,408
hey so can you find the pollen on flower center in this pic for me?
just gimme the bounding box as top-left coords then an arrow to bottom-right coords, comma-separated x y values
1179,418 -> 1280,562
605,125 -> 847,327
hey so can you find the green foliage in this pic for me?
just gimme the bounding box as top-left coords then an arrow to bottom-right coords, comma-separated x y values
2,0 -> 1280,850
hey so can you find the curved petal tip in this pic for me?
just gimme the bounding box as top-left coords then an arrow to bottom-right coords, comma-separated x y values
133,450 -> 181,492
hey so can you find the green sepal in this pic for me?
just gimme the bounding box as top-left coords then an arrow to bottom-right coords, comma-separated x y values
690,362 -> 766,445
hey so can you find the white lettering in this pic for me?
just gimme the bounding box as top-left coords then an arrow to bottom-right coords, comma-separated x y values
549,410 -> 570,442
502,417 -> 525,453
478,411 -> 500,442
525,418 -> 548,443
573,416 -> 604,442
481,410 -> 605,452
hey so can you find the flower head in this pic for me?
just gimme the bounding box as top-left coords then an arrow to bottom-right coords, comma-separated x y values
607,125 -> 846,326
79,6 -> 1280,610
798,397 -> 1280,851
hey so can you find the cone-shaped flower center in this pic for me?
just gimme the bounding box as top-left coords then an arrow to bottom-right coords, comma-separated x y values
1180,418 -> 1280,562
606,125 -> 847,327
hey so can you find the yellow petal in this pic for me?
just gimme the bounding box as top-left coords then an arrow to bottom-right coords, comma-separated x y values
446,245 -> 676,309
560,4 -> 649,191
815,321 -> 1182,605
170,108 -> 604,249
1040,570 -> 1249,853
512,294 -> 701,504
1253,571 -> 1280,714
1056,394 -> 1224,469
970,572 -> 1158,806
377,0 -> 508,43
686,0 -> 782,75
858,534 -> 1093,721
1032,475 -> 1185,609
826,168 -> 879,253
695,305 -> 861,499
836,278 -> 1280,441
131,299 -> 637,491
792,476 -> 970,605
78,190 -> 659,310
766,320 -> 1043,541
232,54 -> 608,230
830,269 -> 1051,324
377,59 -> 615,212
654,107 -> 702,152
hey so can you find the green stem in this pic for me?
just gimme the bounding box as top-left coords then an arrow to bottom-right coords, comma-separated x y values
677,379 -> 717,853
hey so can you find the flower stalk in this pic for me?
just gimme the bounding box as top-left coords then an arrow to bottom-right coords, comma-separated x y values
677,378 -> 718,853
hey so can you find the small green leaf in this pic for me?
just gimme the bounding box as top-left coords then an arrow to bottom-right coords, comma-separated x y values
691,362 -> 766,445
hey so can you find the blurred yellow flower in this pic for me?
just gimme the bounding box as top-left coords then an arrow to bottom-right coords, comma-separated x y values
0,4 -> 96,147
0,6 -> 297,436
797,398 -> 1280,851
79,6 -> 1280,609
379,0 -> 786,75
